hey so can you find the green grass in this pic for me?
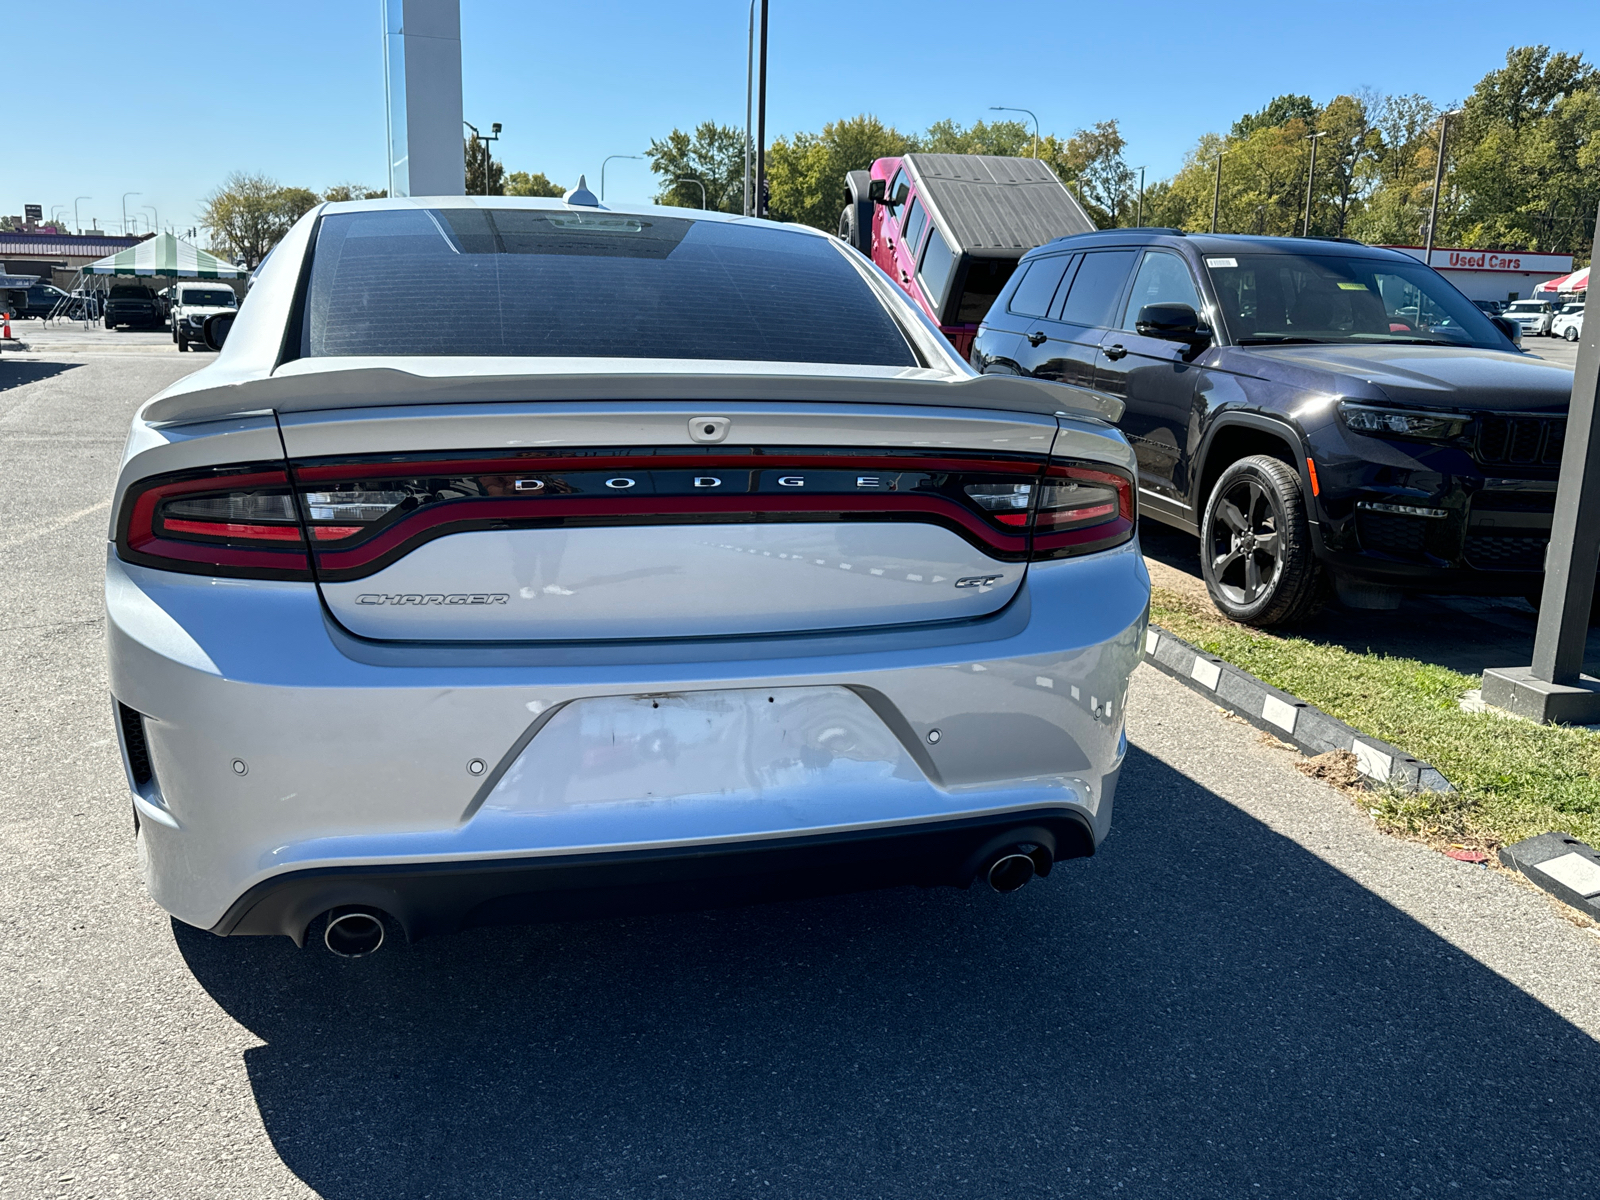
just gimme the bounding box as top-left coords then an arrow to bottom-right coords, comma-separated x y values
1151,585 -> 1600,849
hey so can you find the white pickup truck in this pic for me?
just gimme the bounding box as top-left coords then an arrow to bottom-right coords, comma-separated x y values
170,283 -> 239,352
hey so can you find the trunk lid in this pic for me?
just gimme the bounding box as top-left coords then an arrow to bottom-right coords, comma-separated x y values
280,402 -> 1059,641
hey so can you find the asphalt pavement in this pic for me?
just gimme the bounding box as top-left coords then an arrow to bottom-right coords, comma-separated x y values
4,345 -> 1600,1199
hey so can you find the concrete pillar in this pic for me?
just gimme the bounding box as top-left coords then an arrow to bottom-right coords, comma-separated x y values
383,0 -> 464,197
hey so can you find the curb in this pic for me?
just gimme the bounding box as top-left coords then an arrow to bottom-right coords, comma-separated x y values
1143,624 -> 1453,793
1499,833 -> 1600,920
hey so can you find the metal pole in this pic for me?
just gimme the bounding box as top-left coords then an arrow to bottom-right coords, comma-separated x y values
144,205 -> 159,234
1423,110 -> 1461,266
755,0 -> 769,217
1135,166 -> 1145,228
1302,132 -> 1325,238
745,0 -> 754,216
601,155 -> 641,202
990,106 -> 1039,158
676,178 -> 707,209
1211,154 -> 1223,233
74,198 -> 90,235
122,192 -> 141,237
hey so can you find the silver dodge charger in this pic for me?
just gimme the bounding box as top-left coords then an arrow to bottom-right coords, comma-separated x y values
106,195 -> 1150,956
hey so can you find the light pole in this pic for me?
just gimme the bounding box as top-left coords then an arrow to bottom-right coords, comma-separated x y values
1423,109 -> 1463,266
675,178 -> 707,209
601,155 -> 642,202
990,106 -> 1040,159
1301,130 -> 1328,237
74,197 -> 91,236
143,205 -> 160,235
744,0 -> 755,216
755,0 -> 769,216
122,192 -> 141,237
1133,166 -> 1146,228
50,205 -> 67,227
1210,153 -> 1224,233
463,121 -> 501,196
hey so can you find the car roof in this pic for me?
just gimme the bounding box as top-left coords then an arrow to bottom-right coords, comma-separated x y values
900,154 -> 1095,256
1030,229 -> 1418,264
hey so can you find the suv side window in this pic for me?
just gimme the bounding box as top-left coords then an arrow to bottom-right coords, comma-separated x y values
1121,251 -> 1203,329
1058,249 -> 1139,328
888,169 -> 909,207
901,198 -> 928,256
919,225 -> 956,311
1007,254 -> 1073,317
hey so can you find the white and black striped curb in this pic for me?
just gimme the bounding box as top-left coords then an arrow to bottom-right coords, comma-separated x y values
1499,833 -> 1600,920
1142,625 -> 1454,794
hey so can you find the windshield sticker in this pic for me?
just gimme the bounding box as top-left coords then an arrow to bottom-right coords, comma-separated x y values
1205,257 -> 1237,268
1337,282 -> 1370,291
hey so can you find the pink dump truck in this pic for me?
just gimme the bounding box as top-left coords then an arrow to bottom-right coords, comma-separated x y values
839,153 -> 1096,358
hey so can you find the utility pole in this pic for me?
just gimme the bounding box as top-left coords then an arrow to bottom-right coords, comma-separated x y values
1302,131 -> 1327,237
1422,109 -> 1463,266
1482,200 -> 1600,723
744,0 -> 755,216
1210,153 -> 1223,233
74,197 -> 90,236
122,192 -> 141,238
1134,166 -> 1145,228
755,0 -> 769,217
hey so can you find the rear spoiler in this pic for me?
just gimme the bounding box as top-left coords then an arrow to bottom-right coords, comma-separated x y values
138,360 -> 1124,426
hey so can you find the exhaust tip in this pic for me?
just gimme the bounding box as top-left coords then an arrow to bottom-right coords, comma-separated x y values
987,852 -> 1037,894
323,908 -> 386,958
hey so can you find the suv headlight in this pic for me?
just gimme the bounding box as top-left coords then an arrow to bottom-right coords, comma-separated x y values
1337,401 -> 1468,441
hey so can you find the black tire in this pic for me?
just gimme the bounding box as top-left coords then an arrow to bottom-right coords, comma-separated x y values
177,330 -> 188,352
1199,454 -> 1323,626
837,202 -> 871,255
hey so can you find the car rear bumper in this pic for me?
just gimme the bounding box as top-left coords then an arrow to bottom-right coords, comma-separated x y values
106,540 -> 1149,939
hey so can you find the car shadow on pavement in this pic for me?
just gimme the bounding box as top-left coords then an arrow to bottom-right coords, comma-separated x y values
174,745 -> 1600,1199
1139,517 -> 1600,676
0,360 -> 79,392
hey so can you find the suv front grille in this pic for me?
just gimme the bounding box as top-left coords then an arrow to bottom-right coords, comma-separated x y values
1356,510 -> 1430,559
1463,535 -> 1547,571
1476,416 -> 1566,468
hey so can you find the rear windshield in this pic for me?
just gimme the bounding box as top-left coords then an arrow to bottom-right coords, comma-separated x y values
300,207 -> 917,365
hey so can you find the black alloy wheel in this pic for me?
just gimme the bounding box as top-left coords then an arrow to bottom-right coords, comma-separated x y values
1200,454 -> 1322,626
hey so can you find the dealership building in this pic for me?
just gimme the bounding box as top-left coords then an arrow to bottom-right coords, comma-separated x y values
1379,245 -> 1573,304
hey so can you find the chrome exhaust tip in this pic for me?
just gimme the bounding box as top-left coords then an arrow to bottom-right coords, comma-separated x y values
986,852 -> 1037,893
323,908 -> 386,958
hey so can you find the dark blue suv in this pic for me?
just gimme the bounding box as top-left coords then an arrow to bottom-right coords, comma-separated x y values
970,230 -> 1576,626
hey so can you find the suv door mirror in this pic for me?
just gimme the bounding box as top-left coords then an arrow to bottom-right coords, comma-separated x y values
1135,302 -> 1211,345
1490,315 -> 1522,345
868,178 -> 886,204
202,312 -> 235,351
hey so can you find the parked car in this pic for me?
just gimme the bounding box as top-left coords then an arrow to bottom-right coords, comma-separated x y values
14,283 -> 68,319
1472,299 -> 1506,316
971,230 -> 1581,625
838,154 -> 1095,359
1552,303 -> 1585,342
107,196 -> 1147,955
169,283 -> 238,351
1504,297 -> 1558,337
103,285 -> 161,330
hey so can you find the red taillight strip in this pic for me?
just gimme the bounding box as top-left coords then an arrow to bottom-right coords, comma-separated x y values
118,466 -> 313,579
161,518 -> 302,542
125,468 -> 294,554
312,492 -> 1029,573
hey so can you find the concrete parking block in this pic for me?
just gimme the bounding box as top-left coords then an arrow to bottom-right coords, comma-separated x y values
1500,832 -> 1600,920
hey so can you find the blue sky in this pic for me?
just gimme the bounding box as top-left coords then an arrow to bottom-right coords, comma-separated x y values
11,1 -> 1599,236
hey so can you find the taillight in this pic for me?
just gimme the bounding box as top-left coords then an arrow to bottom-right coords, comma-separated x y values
1030,461 -> 1135,560
115,463 -> 313,579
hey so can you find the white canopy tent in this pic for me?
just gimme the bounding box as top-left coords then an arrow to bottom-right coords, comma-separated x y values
79,232 -> 244,278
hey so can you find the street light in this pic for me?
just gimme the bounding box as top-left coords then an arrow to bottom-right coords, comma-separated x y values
990,105 -> 1040,159
601,155 -> 642,202
1422,109 -> 1464,265
143,205 -> 160,235
1301,131 -> 1328,237
121,192 -> 141,237
463,121 -> 501,196
744,0 -> 756,215
675,177 -> 707,209
74,197 -> 91,236
1133,166 -> 1146,228
1210,152 -> 1224,233
50,205 -> 67,227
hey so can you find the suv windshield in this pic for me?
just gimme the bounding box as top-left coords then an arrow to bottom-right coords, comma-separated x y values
301,207 -> 918,366
1206,252 -> 1509,349
181,290 -> 236,307
1507,301 -> 1547,313
109,286 -> 154,299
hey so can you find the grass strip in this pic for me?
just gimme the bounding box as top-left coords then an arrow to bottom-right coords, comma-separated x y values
1150,585 -> 1600,848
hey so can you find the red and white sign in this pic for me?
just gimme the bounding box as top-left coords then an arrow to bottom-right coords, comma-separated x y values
1382,245 -> 1573,275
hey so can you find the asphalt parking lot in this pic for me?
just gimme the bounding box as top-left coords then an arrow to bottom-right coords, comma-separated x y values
5,345 -> 1600,1199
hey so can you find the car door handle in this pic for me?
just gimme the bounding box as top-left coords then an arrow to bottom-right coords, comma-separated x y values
1026,331 -> 1048,347
1104,343 -> 1128,361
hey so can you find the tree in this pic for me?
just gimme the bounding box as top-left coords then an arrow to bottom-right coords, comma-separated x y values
505,171 -> 564,198
645,122 -> 749,212
921,118 -> 1034,157
199,172 -> 319,267
765,115 -> 917,229
321,183 -> 387,202
1233,94 -> 1316,139
465,135 -> 505,196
